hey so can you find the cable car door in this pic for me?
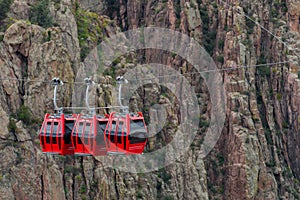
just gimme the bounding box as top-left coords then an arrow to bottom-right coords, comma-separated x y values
42,121 -> 52,152
75,121 -> 85,153
116,120 -> 125,152
94,119 -> 108,156
51,121 -> 61,153
83,122 -> 91,153
108,120 -> 117,151
128,118 -> 147,154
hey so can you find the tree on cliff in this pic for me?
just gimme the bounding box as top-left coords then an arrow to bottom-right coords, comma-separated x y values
0,0 -> 13,22
29,0 -> 53,28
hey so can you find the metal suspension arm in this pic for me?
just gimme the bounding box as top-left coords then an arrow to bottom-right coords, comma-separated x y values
116,76 -> 128,113
118,83 -> 124,108
51,77 -> 63,113
84,78 -> 95,114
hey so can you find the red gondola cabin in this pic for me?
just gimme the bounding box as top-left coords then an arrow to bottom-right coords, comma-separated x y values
105,112 -> 148,154
39,114 -> 76,155
71,115 -> 109,156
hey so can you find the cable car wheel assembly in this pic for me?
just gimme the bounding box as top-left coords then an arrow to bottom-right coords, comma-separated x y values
39,77 -> 148,156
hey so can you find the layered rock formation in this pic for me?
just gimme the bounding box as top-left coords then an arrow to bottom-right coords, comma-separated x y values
0,0 -> 300,199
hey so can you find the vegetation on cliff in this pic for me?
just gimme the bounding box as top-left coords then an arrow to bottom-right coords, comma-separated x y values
29,0 -> 53,28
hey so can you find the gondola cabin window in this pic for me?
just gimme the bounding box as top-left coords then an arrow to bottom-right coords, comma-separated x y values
110,121 -> 117,143
64,120 -> 74,144
46,122 -> 51,144
129,120 -> 147,144
96,121 -> 107,145
52,122 -> 58,144
84,123 -> 90,144
78,122 -> 84,144
117,121 -> 123,144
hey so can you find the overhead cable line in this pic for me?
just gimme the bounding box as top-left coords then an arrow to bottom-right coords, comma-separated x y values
0,1 -> 299,85
218,0 -> 300,59
126,60 -> 293,82
0,60 -> 296,84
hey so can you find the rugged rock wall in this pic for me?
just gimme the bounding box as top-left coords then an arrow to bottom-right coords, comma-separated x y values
0,0 -> 300,199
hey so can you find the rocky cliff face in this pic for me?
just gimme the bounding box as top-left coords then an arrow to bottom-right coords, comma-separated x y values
0,0 -> 300,199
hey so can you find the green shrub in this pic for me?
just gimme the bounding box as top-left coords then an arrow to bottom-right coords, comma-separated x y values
162,196 -> 174,200
47,30 -> 51,41
199,120 -> 209,128
175,19 -> 180,28
282,121 -> 288,129
15,105 -> 35,125
258,53 -> 266,64
218,39 -> 225,49
64,165 -> 80,175
136,190 -> 143,198
29,0 -> 53,28
199,6 -> 216,55
245,16 -> 255,34
257,54 -> 270,76
0,0 -> 13,22
276,93 -> 282,100
75,8 -> 89,60
281,3 -> 288,13
156,180 -> 162,190
257,66 -> 270,77
7,118 -> 17,133
174,0 -> 181,19
4,140 -> 19,148
103,65 -> 116,78
264,129 -> 273,145
80,185 -> 87,194
217,153 -> 225,165
266,161 -> 276,168
75,175 -> 82,181
158,168 -> 171,183
74,7 -> 104,61
216,55 -> 224,64
52,0 -> 61,10
106,0 -> 120,17
270,8 -> 279,18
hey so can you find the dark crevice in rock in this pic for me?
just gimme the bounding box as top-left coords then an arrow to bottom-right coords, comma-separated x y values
62,170 -> 67,199
40,175 -> 44,200
80,157 -> 88,199
72,169 -> 75,200
114,170 -> 119,199
120,0 -> 128,31
15,51 -> 28,98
